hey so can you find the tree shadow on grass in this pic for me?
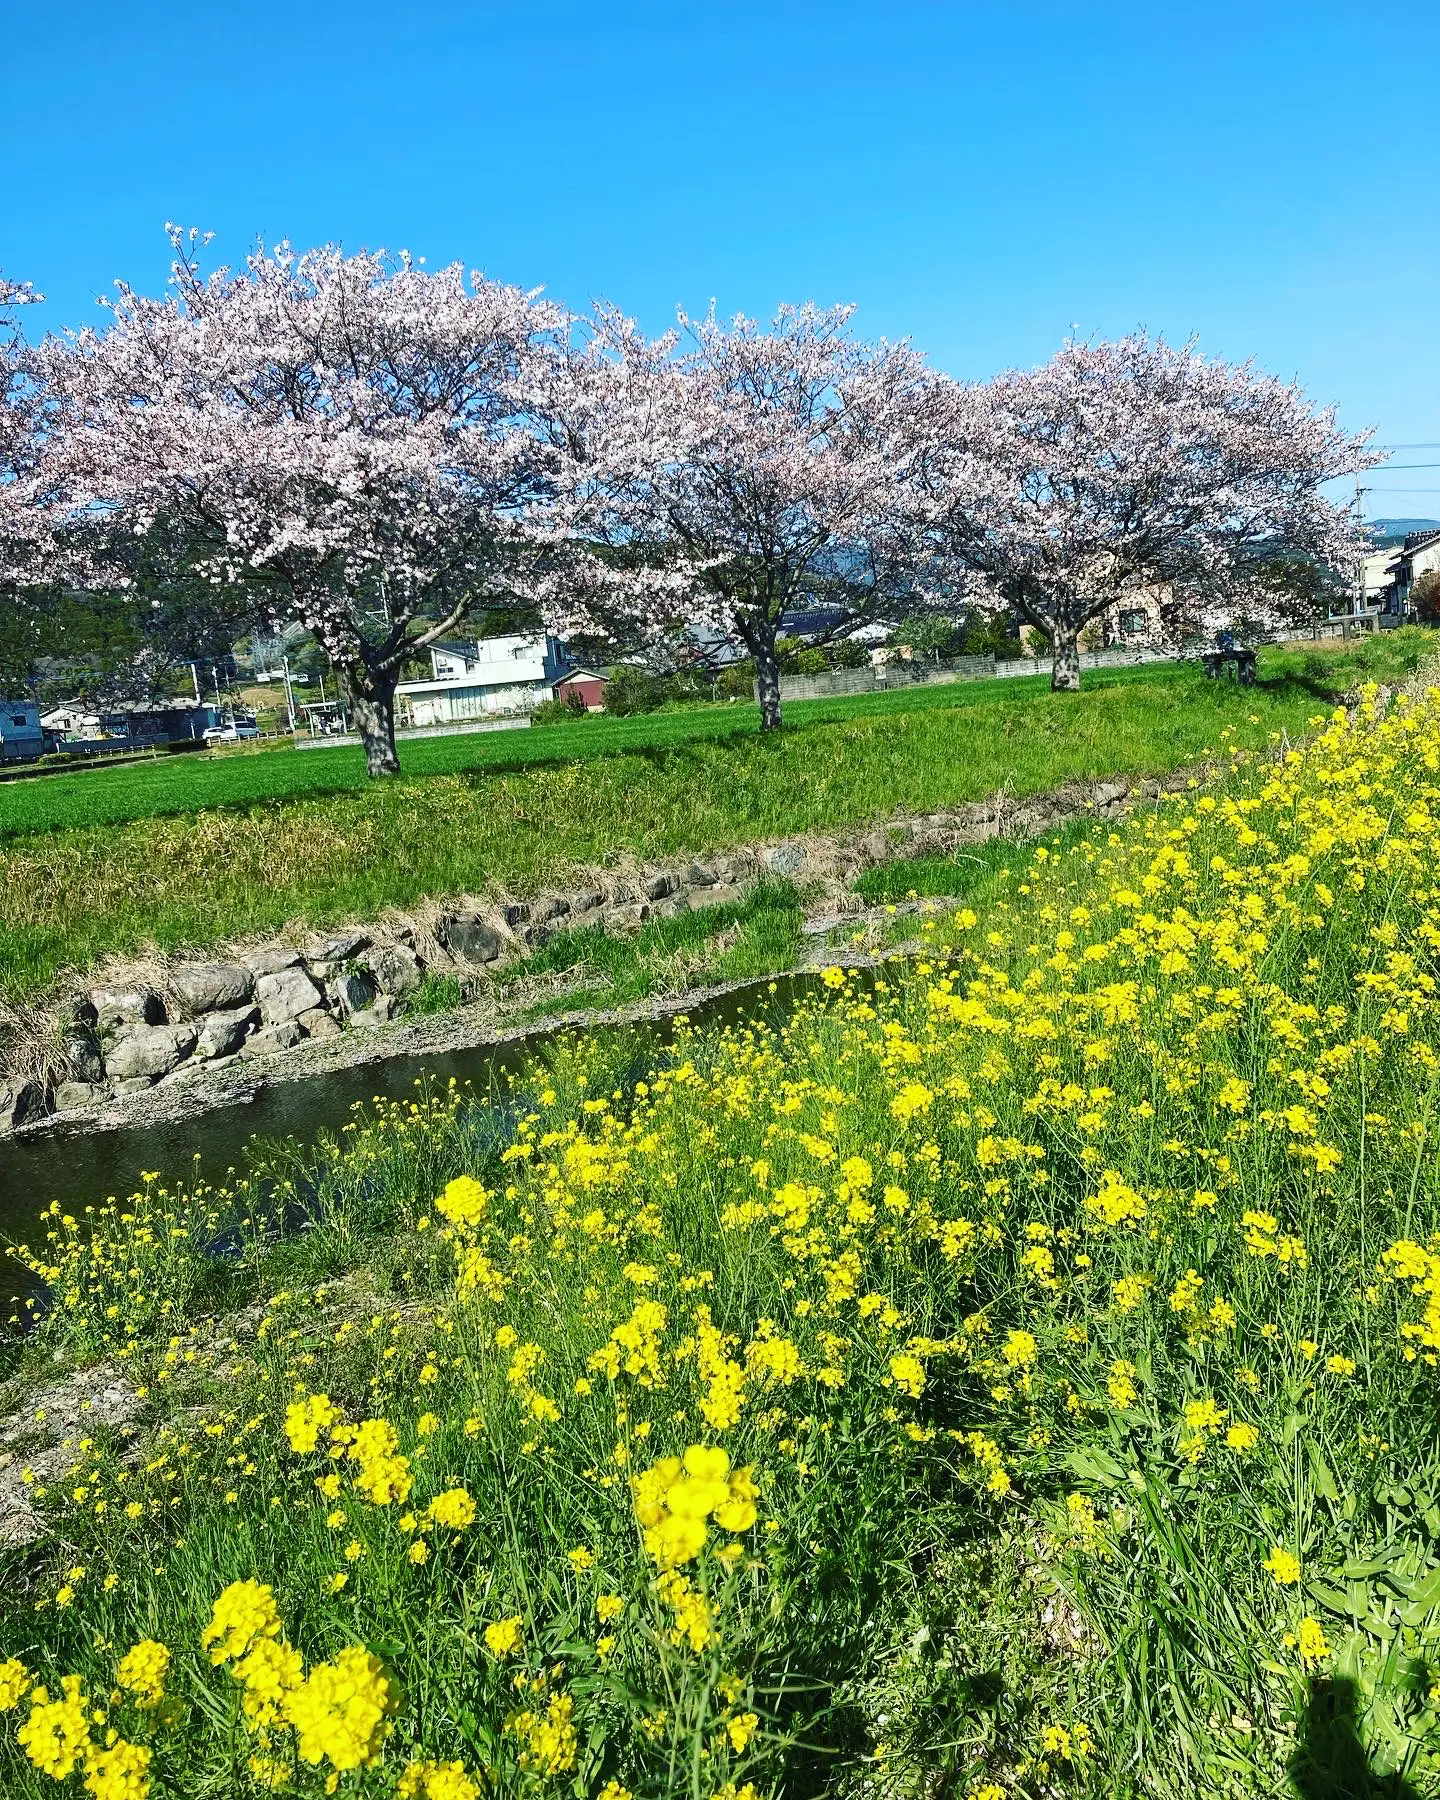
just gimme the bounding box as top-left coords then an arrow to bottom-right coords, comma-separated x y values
1250,670 -> 1352,705
1289,1678 -> 1420,1800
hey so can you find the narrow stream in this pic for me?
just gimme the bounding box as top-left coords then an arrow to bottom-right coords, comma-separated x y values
0,971 -> 827,1254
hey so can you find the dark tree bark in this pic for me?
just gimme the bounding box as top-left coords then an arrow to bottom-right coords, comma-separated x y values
1051,616 -> 1081,692
336,656 -> 401,777
752,630 -> 784,731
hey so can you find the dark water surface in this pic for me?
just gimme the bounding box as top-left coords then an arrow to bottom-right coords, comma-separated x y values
0,972 -> 825,1255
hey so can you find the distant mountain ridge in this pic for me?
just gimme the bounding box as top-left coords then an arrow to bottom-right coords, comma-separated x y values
1366,517 -> 1440,548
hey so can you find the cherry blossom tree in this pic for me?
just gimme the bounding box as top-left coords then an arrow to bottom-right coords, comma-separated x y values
552,302 -> 944,730
37,229 -> 570,774
0,273 -> 46,589
926,334 -> 1378,691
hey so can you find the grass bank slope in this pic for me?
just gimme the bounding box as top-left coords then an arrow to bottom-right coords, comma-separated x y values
5,674 -> 1440,1795
0,636 -> 1424,1001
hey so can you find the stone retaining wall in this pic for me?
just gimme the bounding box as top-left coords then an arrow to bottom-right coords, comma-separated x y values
0,769 -> 1186,1133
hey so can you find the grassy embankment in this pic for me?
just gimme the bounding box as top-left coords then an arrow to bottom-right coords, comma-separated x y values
0,634 -> 1427,1003
4,664 -> 1440,1795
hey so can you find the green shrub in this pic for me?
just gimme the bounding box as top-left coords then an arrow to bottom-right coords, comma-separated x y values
402,971 -> 465,1016
530,692 -> 589,727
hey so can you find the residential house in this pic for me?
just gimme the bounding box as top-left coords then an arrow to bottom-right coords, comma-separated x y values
0,700 -> 44,763
1330,529 -> 1440,628
552,666 -> 610,712
39,702 -> 91,739
1084,587 -> 1165,648
396,635 -> 573,726
40,700 -> 229,746
1391,529 -> 1440,617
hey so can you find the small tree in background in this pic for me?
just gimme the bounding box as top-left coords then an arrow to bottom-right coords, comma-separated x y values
1413,570 -> 1440,623
927,334 -> 1378,691
552,302 -> 943,731
38,229 -> 571,774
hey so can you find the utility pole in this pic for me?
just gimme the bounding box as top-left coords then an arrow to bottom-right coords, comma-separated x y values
190,662 -> 201,704
281,655 -> 298,735
1354,473 -> 1368,633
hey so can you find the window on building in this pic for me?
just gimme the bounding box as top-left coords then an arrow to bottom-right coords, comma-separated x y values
1118,610 -> 1148,636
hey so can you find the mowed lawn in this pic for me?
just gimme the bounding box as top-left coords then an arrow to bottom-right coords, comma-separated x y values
0,637 -> 1424,1001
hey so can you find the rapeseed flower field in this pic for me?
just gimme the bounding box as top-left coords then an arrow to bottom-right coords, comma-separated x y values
5,682 -> 1440,1796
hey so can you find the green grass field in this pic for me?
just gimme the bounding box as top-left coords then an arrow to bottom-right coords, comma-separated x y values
0,636 -> 1426,1002
3,644 -> 1420,842
0,671 -> 1140,840
854,815 -> 1102,906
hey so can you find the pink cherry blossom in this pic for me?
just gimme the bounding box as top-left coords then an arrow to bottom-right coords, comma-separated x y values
923,333 -> 1379,688
0,273 -> 47,585
545,301 -> 945,728
36,229 -> 573,773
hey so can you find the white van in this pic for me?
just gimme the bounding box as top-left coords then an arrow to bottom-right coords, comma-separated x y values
203,719 -> 261,743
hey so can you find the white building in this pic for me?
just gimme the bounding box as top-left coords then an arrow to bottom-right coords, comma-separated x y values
396,635 -> 572,727
0,699 -> 44,762
1393,530 -> 1440,614
40,703 -> 95,739
1332,529 -> 1440,627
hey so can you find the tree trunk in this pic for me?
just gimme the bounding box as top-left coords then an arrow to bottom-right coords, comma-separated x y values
1051,619 -> 1081,692
339,662 -> 401,776
754,634 -> 783,731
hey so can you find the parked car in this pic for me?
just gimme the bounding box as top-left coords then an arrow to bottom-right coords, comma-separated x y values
203,719 -> 260,743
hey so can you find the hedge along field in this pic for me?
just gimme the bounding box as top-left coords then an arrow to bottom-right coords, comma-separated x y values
5,679 -> 1440,1796
0,636 -> 1427,1001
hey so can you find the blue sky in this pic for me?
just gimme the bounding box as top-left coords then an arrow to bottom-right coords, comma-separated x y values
5,0 -> 1438,517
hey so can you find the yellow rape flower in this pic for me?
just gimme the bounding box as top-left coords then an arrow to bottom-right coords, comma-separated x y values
426,1487 -> 477,1531
17,1676 -> 92,1779
115,1639 -> 169,1708
889,1353 -> 925,1397
1107,1360 -> 1138,1407
0,1657 -> 32,1711
398,1759 -> 484,1800
436,1175 -> 492,1229
484,1616 -> 524,1658
509,1691 -> 578,1776
283,1392 -> 339,1454
234,1637 -> 304,1729
81,1736 -> 151,1800
284,1645 -> 397,1772
890,1082 -> 934,1122
726,1710 -> 760,1752
201,1580 -> 283,1666
1296,1616 -> 1330,1668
